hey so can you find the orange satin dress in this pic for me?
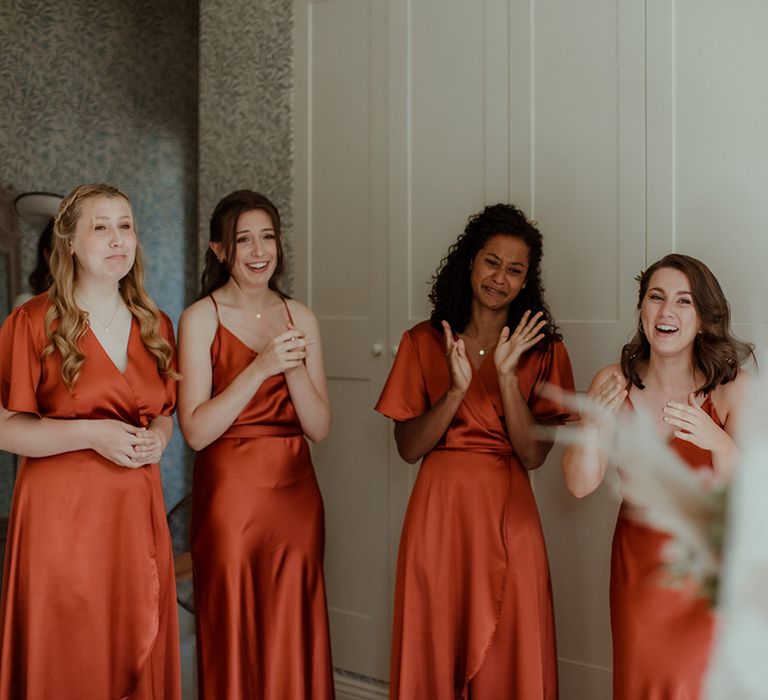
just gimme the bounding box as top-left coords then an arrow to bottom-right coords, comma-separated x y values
0,295 -> 181,699
611,396 -> 718,699
191,298 -> 334,700
376,321 -> 575,700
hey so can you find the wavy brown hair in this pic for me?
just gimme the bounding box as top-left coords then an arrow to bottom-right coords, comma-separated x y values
200,190 -> 289,299
44,183 -> 179,389
621,253 -> 754,395
429,203 -> 561,344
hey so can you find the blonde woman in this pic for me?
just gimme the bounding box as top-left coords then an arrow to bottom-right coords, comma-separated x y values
0,184 -> 181,699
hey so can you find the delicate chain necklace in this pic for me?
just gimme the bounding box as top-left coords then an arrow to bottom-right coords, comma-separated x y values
77,295 -> 123,333
465,334 -> 497,357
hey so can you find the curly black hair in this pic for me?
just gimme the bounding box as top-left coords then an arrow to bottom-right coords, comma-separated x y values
429,203 -> 561,344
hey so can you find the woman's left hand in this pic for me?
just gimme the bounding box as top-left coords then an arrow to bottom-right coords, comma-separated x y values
131,427 -> 168,466
663,393 -> 732,453
494,310 -> 547,379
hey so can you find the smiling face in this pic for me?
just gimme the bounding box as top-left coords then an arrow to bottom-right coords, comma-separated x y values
470,234 -> 530,311
213,208 -> 278,288
640,267 -> 702,356
69,195 -> 137,284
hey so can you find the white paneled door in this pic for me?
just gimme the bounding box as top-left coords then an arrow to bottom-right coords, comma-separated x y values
294,1 -> 768,697
294,0 -> 393,684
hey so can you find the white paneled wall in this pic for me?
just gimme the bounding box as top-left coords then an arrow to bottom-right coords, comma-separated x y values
294,2 -> 768,697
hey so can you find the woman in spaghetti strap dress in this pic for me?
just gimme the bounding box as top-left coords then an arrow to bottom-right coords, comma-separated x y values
376,204 -> 575,699
562,254 -> 753,699
178,190 -> 334,699
0,183 -> 181,699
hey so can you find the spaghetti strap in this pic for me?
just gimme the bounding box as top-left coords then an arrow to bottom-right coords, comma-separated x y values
209,294 -> 221,320
281,297 -> 294,326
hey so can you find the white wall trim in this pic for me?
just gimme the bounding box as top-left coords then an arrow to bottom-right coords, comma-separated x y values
334,672 -> 389,700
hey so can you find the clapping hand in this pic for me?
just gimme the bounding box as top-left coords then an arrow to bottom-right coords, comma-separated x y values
442,321 -> 471,395
494,310 -> 547,378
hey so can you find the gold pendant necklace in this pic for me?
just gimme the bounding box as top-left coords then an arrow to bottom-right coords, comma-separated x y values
466,335 -> 497,356
77,295 -> 122,333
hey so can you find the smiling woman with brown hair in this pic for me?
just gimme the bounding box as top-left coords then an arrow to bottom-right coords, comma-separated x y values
178,190 -> 333,699
562,253 -> 753,699
377,203 -> 575,699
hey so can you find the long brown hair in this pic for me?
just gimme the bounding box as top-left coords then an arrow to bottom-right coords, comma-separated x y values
200,190 -> 288,298
44,183 -> 179,388
621,253 -> 754,395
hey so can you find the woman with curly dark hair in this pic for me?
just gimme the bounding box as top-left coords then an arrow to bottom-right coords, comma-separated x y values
562,253 -> 753,698
376,203 -> 575,699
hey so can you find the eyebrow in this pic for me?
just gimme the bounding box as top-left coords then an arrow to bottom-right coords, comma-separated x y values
94,215 -> 132,221
485,252 -> 527,267
648,286 -> 692,295
235,227 -> 275,234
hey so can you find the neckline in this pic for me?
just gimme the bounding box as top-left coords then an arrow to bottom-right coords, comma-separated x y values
86,315 -> 135,376
625,391 -> 718,443
212,295 -> 293,355
217,322 -> 260,355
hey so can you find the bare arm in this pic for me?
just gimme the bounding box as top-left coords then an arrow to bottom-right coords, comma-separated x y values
177,299 -> 308,451
0,406 -> 157,468
393,321 -> 471,464
498,375 -> 552,470
561,365 -> 627,497
283,304 -> 331,443
493,311 -> 553,470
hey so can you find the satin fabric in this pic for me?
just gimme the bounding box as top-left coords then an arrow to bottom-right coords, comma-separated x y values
611,396 -> 719,699
375,321 -> 575,700
0,294 -> 180,699
191,315 -> 334,700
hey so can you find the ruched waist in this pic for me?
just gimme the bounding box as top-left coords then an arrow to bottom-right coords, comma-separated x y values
219,424 -> 303,439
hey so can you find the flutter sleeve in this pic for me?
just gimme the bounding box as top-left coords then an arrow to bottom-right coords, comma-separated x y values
375,329 -> 430,422
159,312 -> 178,417
0,305 -> 44,416
528,339 -> 577,424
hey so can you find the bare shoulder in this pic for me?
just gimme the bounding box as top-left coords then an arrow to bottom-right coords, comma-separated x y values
179,297 -> 218,341
712,369 -> 752,422
590,363 -> 624,388
286,299 -> 320,334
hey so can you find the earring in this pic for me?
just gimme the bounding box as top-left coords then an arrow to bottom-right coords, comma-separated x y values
638,320 -> 644,335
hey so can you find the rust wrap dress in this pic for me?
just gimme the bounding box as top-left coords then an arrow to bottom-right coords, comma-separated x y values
0,295 -> 181,699
191,299 -> 334,699
375,321 -> 575,700
611,396 -> 719,699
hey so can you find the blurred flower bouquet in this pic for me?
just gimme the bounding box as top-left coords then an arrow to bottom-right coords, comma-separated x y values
555,389 -> 727,604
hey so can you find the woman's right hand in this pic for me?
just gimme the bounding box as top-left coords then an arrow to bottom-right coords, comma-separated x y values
89,420 -> 154,468
584,371 -> 627,428
253,328 -> 308,379
442,321 -> 471,395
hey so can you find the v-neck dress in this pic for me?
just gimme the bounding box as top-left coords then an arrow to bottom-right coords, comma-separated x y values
610,395 -> 719,699
0,294 -> 180,699
190,298 -> 334,700
375,321 -> 575,700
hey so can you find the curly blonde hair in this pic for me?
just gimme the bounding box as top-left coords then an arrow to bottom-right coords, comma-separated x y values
44,183 -> 180,388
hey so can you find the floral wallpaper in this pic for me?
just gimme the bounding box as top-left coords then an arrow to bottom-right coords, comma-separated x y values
0,0 -> 199,512
198,0 -> 295,293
